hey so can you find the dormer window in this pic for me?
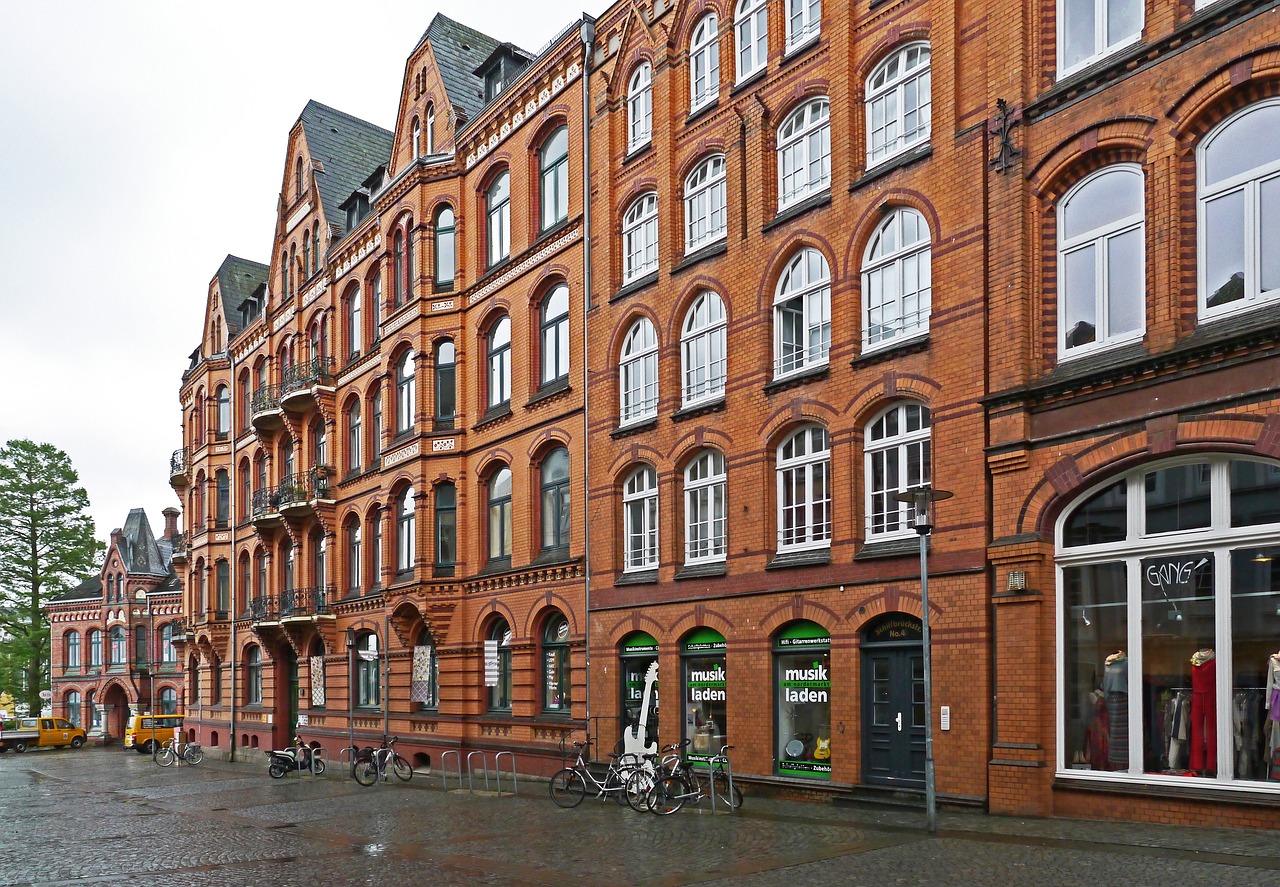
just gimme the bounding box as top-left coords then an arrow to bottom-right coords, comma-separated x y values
485,67 -> 505,103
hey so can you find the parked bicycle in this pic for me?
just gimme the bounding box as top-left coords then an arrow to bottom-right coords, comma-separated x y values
548,740 -> 647,808
155,737 -> 204,767
647,743 -> 741,814
353,736 -> 413,786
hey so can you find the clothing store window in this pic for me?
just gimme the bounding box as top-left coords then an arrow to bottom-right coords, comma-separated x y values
1058,455 -> 1280,785
682,628 -> 727,767
542,614 -> 571,713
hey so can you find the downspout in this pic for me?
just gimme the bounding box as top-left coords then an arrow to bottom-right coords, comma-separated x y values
228,346 -> 238,763
578,16 -> 595,737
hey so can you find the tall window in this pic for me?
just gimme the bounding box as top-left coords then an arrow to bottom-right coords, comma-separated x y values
622,192 -> 659,283
684,154 -> 727,253
89,629 -> 103,667
774,247 -> 831,377
488,467 -> 513,564
736,0 -> 768,82
425,104 -> 435,154
681,291 -> 727,406
371,387 -> 383,459
159,687 -> 178,714
487,620 -> 513,710
303,232 -> 311,281
623,465 -> 659,571
396,486 -> 415,576
346,519 -> 362,594
392,228 -> 406,308
312,534 -> 326,589
1059,0 -> 1142,78
371,270 -> 383,340
628,64 -> 653,152
786,0 -> 821,51
412,117 -> 421,157
865,402 -> 931,540
134,625 -> 146,665
346,285 -> 362,356
255,550 -> 266,604
161,624 -> 176,663
1199,101 -> 1280,318
435,482 -> 456,574
690,13 -> 720,111
356,633 -> 380,707
487,317 -> 512,409
66,691 -> 81,726
370,507 -> 383,588
435,340 -> 456,425
540,284 -> 570,386
777,425 -> 831,550
215,469 -> 229,526
541,447 -> 571,553
66,631 -> 81,670
867,43 -> 931,166
216,560 -> 229,614
1058,165 -> 1144,356
239,463 -> 251,521
347,399 -> 362,473
487,171 -> 511,267
542,614 -> 571,712
778,98 -> 830,208
540,126 -> 570,230
863,207 -> 932,349
215,386 -> 230,437
413,630 -> 439,709
685,449 -> 727,563
434,207 -> 455,288
620,318 -> 659,425
313,228 -> 321,276
396,350 -> 416,434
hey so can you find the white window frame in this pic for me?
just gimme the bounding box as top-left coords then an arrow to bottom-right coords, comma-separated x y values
1057,0 -> 1143,79
1057,164 -> 1146,359
541,284 -> 571,386
866,43 -> 931,167
736,0 -> 768,82
864,402 -> 931,541
681,290 -> 727,407
487,171 -> 511,267
786,0 -> 821,54
685,449 -> 727,564
622,192 -> 659,283
623,465 -> 659,571
487,316 -> 512,409
396,486 -> 415,574
620,318 -> 659,425
396,350 -> 416,434
540,126 -> 570,231
777,98 -> 830,209
684,154 -> 727,253
776,425 -> 831,551
773,247 -> 831,378
862,207 -> 933,351
1197,100 -> 1280,321
690,13 -> 720,112
628,64 -> 653,153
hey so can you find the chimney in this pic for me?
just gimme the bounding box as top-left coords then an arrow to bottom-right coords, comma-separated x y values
110,527 -> 123,551
162,507 -> 180,539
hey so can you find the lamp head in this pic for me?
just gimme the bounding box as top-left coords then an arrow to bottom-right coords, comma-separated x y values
892,485 -> 953,536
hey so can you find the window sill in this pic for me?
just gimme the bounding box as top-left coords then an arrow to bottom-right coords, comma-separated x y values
766,549 -> 831,570
432,418 -> 456,432
432,565 -> 455,578
763,364 -> 829,395
672,240 -> 727,275
478,556 -> 512,577
526,378 -> 571,408
686,97 -> 719,126
615,569 -> 658,586
611,271 -> 660,303
611,417 -> 658,439
675,561 -> 726,580
850,333 -> 930,368
854,537 -> 924,561
624,141 -> 654,165
730,68 -> 767,96
534,217 -> 573,248
763,190 -> 831,234
782,33 -> 822,65
851,144 -> 933,191
531,547 -> 573,567
473,403 -> 513,430
671,397 -> 726,423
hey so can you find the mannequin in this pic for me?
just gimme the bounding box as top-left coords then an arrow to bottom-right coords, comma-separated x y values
1102,651 -> 1128,770
1189,648 -> 1216,775
1267,651 -> 1280,779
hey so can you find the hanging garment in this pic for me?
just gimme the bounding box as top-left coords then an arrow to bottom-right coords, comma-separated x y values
1103,656 -> 1129,770
1166,690 -> 1190,772
1267,654 -> 1280,767
1190,653 -> 1217,774
1085,691 -> 1109,768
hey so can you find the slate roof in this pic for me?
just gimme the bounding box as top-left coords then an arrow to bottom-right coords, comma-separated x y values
215,255 -> 268,338
49,577 -> 101,603
418,14 -> 505,124
119,508 -> 168,578
299,101 -> 394,241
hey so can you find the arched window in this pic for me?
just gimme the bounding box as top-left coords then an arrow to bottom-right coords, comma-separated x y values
1199,101 -> 1280,317
488,467 -> 513,564
776,425 -> 830,550
369,266 -> 383,339
487,171 -> 511,267
312,532 -> 326,590
774,247 -> 830,377
215,386 -> 230,437
620,318 -> 659,425
540,284 -> 570,386
541,447 -> 571,553
434,339 -> 456,426
356,632 -> 380,707
434,206 -> 455,288
108,626 -> 126,666
215,559 -> 229,614
540,126 -> 570,230
684,154 -> 727,253
188,656 -> 200,705
246,646 -> 262,705
238,551 -> 250,613
425,103 -> 435,154
86,690 -> 99,730
435,482 -> 456,574
347,398 -> 362,473
627,64 -> 653,152
311,416 -> 327,467
1058,0 -> 1141,78
623,465 -> 659,571
65,690 -> 82,726
413,629 -> 439,709
1058,165 -> 1144,356
542,614 -> 571,711
685,449 -> 727,563
313,227 -> 321,276
239,461 -> 251,521
411,116 -> 421,157
303,231 -> 311,281
215,469 -> 229,526
778,98 -> 830,208
161,623 -> 176,663
690,13 -> 720,111
159,686 -> 178,715
66,630 -> 81,671
370,507 -> 384,589
396,486 -> 416,576
736,0 -> 768,81
681,291 -> 727,406
255,549 -> 267,603
392,227 -> 406,308
295,157 -> 304,198
622,192 -> 659,283
865,402 -> 931,540
134,625 -> 146,666
370,387 -> 383,459
867,43 -> 931,166
863,207 -> 933,349
396,350 -> 416,434
346,517 -> 362,594
487,619 -> 513,710
345,284 -> 362,357
487,317 -> 512,409
786,0 -> 822,52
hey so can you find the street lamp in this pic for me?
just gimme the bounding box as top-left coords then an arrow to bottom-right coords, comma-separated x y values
345,628 -> 356,765
893,484 -> 952,836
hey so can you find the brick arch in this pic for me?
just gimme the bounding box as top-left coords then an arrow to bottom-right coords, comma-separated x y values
667,0 -> 728,55
475,447 -> 515,482
1168,47 -> 1280,145
608,304 -> 663,363
667,604 -> 735,642
843,590 -> 941,631
757,595 -> 842,638
608,38 -> 660,102
525,598 -> 580,639
528,266 -> 571,308
608,448 -> 663,487
755,233 -> 839,316
674,144 -> 728,190
840,371 -> 941,428
616,181 -> 661,229
668,426 -> 734,469
525,112 -> 571,156
601,611 -> 667,649
472,601 -> 519,643
855,28 -> 934,85
526,426 -> 573,460
840,189 -> 943,281
759,400 -> 840,450
666,278 -> 728,345
1028,118 -> 1155,201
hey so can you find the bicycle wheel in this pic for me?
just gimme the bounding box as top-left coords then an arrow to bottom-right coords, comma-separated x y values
185,746 -> 204,765
548,768 -> 586,808
711,770 -> 744,809
312,758 -> 326,775
354,759 -> 379,786
392,754 -> 413,782
155,745 -> 175,767
650,774 -> 689,815
624,767 -> 656,812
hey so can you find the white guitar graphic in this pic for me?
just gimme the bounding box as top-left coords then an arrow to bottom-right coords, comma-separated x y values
623,661 -> 659,758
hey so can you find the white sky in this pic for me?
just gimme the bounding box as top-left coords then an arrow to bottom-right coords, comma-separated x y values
0,1 -> 593,545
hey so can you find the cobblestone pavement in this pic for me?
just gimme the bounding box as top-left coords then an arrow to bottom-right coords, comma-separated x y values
2,747 -> 1278,886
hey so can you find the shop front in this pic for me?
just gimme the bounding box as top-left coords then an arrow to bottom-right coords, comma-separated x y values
681,628 -> 727,766
774,620 -> 832,781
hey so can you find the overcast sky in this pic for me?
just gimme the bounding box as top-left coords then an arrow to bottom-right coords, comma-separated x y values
0,1 -> 593,546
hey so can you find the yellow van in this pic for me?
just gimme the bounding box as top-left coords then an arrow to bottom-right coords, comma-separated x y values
123,714 -> 183,754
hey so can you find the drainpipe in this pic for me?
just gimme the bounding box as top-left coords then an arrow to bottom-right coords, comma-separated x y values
578,15 -> 595,737
228,347 -> 238,763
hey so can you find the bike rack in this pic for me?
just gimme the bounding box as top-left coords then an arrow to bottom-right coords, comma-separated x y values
309,747 -> 326,778
493,751 -> 518,796
438,749 -> 518,796
440,749 -> 464,791
707,755 -> 736,815
338,746 -> 357,781
465,751 -> 490,793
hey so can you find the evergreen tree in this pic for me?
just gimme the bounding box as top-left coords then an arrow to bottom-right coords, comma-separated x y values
0,440 -> 103,713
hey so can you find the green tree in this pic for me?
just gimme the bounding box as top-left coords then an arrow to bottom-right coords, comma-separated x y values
0,440 -> 103,713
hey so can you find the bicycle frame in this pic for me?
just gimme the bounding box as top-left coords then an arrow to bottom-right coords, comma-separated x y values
570,746 -> 642,799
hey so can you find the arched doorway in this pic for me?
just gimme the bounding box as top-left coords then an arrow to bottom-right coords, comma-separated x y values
101,683 -> 130,741
860,613 -> 924,787
272,644 -> 298,749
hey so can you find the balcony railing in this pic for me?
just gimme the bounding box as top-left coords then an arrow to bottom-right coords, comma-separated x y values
251,383 -> 284,415
169,449 -> 189,486
281,356 -> 336,396
169,534 -> 188,561
250,585 -> 334,623
251,487 -> 282,520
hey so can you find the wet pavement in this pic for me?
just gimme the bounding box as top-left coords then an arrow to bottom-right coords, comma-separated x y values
1,746 -> 1278,886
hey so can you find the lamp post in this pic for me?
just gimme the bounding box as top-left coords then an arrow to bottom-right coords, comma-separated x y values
345,627 -> 356,765
893,484 -> 953,836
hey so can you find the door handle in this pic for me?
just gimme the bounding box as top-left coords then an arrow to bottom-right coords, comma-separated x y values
895,712 -> 903,732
